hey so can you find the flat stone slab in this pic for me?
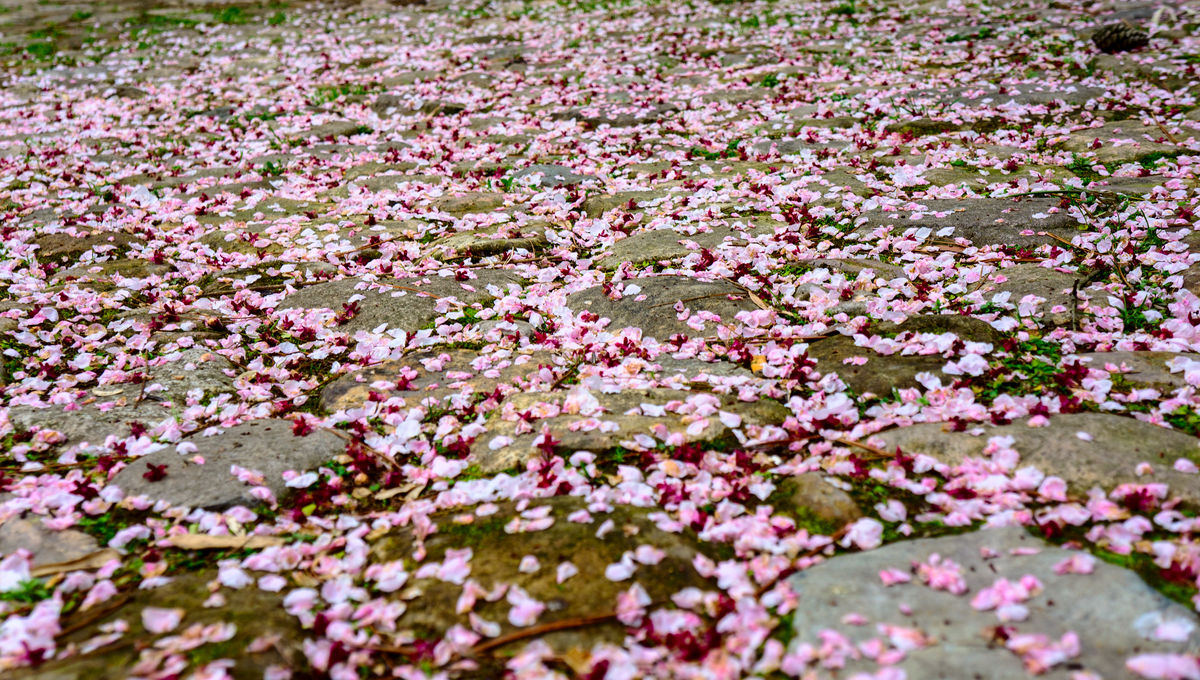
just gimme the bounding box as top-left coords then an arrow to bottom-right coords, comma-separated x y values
321,349 -> 555,412
1077,351 -> 1200,393
32,231 -> 144,265
566,276 -> 760,340
431,191 -> 507,214
1061,121 -> 1180,165
875,413 -> 1200,503
110,419 -> 344,510
790,527 -> 1200,679
17,571 -> 306,680
598,227 -> 748,270
807,335 -> 950,397
511,163 -> 598,188
8,349 -> 239,452
769,472 -> 864,532
473,386 -> 788,473
85,347 -> 237,406
0,518 -> 98,568
581,189 -> 671,217
276,270 -> 522,335
968,264 -> 1080,327
807,315 -> 1001,397
428,222 -> 548,260
369,496 -> 716,653
854,198 -> 1083,248
8,403 -> 186,454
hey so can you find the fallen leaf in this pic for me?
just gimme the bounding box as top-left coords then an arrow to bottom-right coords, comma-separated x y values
560,647 -> 593,676
30,548 -> 122,577
747,290 -> 771,311
166,534 -> 285,550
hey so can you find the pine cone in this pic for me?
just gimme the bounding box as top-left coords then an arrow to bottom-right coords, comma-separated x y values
1092,22 -> 1149,53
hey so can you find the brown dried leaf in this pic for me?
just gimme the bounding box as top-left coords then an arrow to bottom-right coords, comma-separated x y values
30,548 -> 122,577
166,534 -> 285,550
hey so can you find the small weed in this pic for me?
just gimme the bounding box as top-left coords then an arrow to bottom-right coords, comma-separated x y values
830,2 -> 855,16
946,26 -> 995,43
0,580 -> 52,604
1066,155 -> 1102,182
1138,150 -> 1182,169
215,7 -> 248,24
309,83 -> 377,106
268,11 -> 287,26
25,42 -> 56,59
130,13 -> 198,29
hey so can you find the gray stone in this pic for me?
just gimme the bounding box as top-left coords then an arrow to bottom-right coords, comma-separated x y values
876,413 -> 1200,503
1062,122 -> 1177,165
770,473 -> 863,532
701,87 -> 771,104
18,571 -> 307,680
582,190 -> 671,218
428,222 -> 548,260
885,117 -> 961,135
32,231 -> 144,265
644,356 -> 757,382
556,104 -> 678,128
511,164 -> 597,188
431,191 -> 507,214
235,196 -> 327,218
854,197 -> 1084,248
790,527 -> 1200,679
8,403 -> 185,454
782,259 -> 907,285
567,276 -> 760,341
85,347 -> 237,406
321,349 -> 554,413
474,387 -> 788,473
50,260 -> 173,289
289,120 -> 369,143
807,315 -> 1000,397
599,227 -> 746,270
0,519 -> 99,568
343,161 -> 416,183
7,349 -> 239,452
109,419 -> 344,510
276,270 -> 522,335
195,261 -> 339,297
370,497 -> 716,654
1078,351 -> 1200,393
806,334 -> 950,397
957,85 -> 1106,107
969,264 -> 1080,327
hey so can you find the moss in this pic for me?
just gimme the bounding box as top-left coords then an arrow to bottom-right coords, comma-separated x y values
1138,150 -> 1184,169
780,501 -> 842,537
187,639 -> 242,666
0,579 -> 52,604
74,509 -> 143,546
1031,524 -> 1199,607
433,515 -> 508,543
1093,548 -> 1198,606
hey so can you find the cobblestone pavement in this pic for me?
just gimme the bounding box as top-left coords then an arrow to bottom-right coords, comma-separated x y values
4,0 -> 1200,678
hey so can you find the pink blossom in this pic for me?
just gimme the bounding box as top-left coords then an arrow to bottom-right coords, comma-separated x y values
506,585 -> 545,627
914,554 -> 967,595
841,519 -> 884,551
141,607 -> 184,634
1126,653 -> 1200,679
